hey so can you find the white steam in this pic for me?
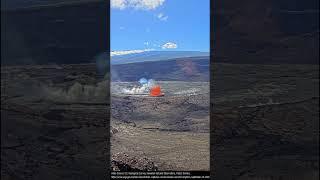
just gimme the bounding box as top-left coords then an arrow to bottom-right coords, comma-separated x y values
112,78 -> 157,95
122,83 -> 150,94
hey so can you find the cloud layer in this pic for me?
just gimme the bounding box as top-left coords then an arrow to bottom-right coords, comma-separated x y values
162,42 -> 178,49
111,49 -> 154,56
111,0 -> 165,10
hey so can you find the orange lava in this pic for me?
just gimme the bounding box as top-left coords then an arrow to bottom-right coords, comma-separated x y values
149,85 -> 164,97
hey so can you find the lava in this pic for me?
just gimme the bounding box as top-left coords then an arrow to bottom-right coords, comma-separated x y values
149,85 -> 164,97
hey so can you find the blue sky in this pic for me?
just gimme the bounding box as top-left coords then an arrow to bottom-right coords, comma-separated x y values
111,0 -> 209,54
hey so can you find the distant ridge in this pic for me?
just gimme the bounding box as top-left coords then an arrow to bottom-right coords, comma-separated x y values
111,56 -> 209,82
111,51 -> 209,65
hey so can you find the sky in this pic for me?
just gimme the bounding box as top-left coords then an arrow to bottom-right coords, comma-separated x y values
111,0 -> 210,55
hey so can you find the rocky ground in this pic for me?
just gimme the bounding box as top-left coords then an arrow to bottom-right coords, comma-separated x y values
110,82 -> 210,171
1,64 -> 109,180
1,63 -> 319,179
212,63 -> 319,180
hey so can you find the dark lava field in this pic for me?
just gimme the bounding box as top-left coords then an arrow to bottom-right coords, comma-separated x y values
111,81 -> 210,171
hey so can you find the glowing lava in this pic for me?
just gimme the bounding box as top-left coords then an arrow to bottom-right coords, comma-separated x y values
149,85 -> 164,97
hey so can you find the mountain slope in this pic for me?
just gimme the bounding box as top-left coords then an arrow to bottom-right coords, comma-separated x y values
111,56 -> 209,82
111,51 -> 209,65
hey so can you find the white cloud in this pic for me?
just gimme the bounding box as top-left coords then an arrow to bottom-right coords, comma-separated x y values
111,49 -> 154,56
162,42 -> 177,49
143,42 -> 149,46
111,0 -> 126,9
157,13 -> 168,21
111,0 -> 165,10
